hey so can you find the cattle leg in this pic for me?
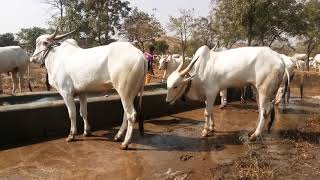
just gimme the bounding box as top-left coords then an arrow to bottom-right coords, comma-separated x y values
240,87 -> 245,104
114,113 -> 128,142
219,89 -> 227,109
161,70 -> 167,82
79,94 -> 91,137
250,94 -> 272,141
202,94 -> 216,137
120,99 -> 137,150
61,93 -> 77,142
18,70 -> 25,93
0,74 -> 2,93
11,71 -> 18,94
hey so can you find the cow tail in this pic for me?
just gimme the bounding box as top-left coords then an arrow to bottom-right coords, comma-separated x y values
268,67 -> 290,133
284,68 -> 290,103
138,58 -> 147,136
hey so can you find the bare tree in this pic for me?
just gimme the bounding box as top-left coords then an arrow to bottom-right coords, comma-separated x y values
167,9 -> 194,60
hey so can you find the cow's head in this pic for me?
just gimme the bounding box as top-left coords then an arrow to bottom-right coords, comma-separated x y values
30,29 -> 76,64
158,55 -> 170,70
166,56 -> 199,105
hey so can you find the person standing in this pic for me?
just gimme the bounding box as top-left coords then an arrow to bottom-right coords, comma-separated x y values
144,45 -> 155,83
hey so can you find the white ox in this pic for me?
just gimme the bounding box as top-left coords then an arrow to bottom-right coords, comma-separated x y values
292,53 -> 307,71
158,55 -> 192,82
166,46 -> 286,141
0,46 -> 31,93
313,54 -> 320,72
30,30 -> 146,150
274,54 -> 295,104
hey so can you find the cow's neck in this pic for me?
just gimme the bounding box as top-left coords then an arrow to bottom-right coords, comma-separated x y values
44,47 -> 59,80
183,65 -> 206,101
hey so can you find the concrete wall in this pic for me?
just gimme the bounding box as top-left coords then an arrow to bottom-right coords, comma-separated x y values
0,84 -> 240,148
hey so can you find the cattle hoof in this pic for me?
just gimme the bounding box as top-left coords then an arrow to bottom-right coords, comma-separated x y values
219,105 -> 225,109
65,135 -> 75,142
201,129 -> 209,137
114,136 -> 121,142
249,135 -> 257,142
120,144 -> 128,150
83,131 -> 92,137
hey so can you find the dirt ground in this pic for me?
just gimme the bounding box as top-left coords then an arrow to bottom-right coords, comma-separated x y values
0,89 -> 320,179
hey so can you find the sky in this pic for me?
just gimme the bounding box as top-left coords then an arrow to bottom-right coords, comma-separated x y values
0,0 -> 212,34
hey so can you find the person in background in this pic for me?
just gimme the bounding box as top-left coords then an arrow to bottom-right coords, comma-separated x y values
144,45 -> 155,83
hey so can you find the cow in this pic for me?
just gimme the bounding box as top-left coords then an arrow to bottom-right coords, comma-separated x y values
314,54 -> 320,72
159,55 -> 185,82
0,46 -> 32,94
166,46 -> 287,141
274,54 -> 295,105
30,30 -> 147,150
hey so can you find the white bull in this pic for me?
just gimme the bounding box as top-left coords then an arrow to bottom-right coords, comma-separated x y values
275,54 -> 295,104
166,46 -> 286,141
314,54 -> 320,72
159,55 -> 185,82
30,30 -> 146,150
0,46 -> 31,93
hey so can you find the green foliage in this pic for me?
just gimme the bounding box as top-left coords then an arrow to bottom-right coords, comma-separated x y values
192,17 -> 216,49
213,0 -> 304,47
121,8 -> 165,51
48,0 -> 131,47
298,0 -> 320,69
167,9 -> 195,59
153,40 -> 169,54
16,27 -> 47,52
0,33 -> 18,47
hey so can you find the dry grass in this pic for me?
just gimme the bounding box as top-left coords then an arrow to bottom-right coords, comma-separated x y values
211,115 -> 320,180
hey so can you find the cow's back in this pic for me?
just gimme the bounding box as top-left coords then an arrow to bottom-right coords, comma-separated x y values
0,46 -> 29,72
196,46 -> 284,89
314,54 -> 320,63
59,42 -> 145,93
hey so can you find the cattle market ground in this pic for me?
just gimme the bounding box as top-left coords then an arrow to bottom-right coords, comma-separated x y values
0,69 -> 320,179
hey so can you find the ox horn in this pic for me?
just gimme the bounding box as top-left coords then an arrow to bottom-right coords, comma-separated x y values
54,29 -> 77,40
179,56 -> 199,77
176,55 -> 184,72
48,27 -> 59,39
211,41 -> 220,51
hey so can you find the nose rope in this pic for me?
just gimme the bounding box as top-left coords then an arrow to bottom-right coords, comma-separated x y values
182,73 -> 192,100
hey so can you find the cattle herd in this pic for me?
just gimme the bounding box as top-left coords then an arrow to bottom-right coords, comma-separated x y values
0,29 -> 318,149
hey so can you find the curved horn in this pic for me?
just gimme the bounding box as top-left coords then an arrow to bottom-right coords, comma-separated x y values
176,56 -> 184,72
48,27 -> 59,39
211,41 -> 220,51
179,56 -> 199,77
54,29 -> 77,40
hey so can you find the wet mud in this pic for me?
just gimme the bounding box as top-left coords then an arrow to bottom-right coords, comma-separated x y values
1,90 -> 319,179
1,70 -> 320,179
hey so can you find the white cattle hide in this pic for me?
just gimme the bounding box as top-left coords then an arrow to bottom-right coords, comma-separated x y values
166,46 -> 286,141
31,31 -> 146,150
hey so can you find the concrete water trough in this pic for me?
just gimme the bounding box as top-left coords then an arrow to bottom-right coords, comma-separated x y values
0,83 -> 241,147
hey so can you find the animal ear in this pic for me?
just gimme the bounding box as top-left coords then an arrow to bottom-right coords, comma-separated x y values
183,74 -> 196,82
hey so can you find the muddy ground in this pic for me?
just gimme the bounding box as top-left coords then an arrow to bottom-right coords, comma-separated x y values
0,88 -> 319,179
0,68 -> 320,179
